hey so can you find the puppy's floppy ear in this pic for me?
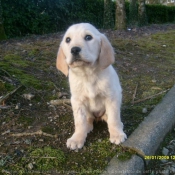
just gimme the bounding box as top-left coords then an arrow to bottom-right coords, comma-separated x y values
56,45 -> 68,77
98,34 -> 115,69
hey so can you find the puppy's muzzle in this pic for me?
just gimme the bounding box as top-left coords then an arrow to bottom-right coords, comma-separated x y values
71,46 -> 82,63
70,46 -> 89,66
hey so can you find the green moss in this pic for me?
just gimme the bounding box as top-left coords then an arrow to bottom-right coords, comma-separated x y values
29,146 -> 65,171
4,83 -> 14,91
118,150 -> 135,161
17,116 -> 35,127
0,52 -> 44,89
4,54 -> 21,60
0,64 -> 42,89
91,140 -> 118,157
19,73 -> 42,89
4,54 -> 28,67
41,126 -> 55,134
28,48 -> 40,57
4,147 -> 65,174
65,140 -> 122,174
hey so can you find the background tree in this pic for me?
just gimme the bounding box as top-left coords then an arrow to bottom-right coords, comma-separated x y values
0,0 -> 6,40
103,0 -> 114,29
138,0 -> 148,26
129,0 -> 138,27
115,0 -> 126,30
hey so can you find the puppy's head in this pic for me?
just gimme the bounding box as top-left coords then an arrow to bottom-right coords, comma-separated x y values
56,23 -> 115,76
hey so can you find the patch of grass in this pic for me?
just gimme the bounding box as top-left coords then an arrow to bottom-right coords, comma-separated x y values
122,93 -> 166,136
116,31 -> 175,105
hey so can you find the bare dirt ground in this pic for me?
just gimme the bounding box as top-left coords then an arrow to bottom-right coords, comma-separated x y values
0,23 -> 175,174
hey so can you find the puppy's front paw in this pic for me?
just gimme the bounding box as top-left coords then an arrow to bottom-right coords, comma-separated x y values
66,134 -> 86,150
110,131 -> 127,145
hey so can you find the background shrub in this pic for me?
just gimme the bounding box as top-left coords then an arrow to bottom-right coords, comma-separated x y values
146,4 -> 175,24
146,5 -> 168,24
2,0 -> 104,37
167,6 -> 175,22
1,0 -> 175,38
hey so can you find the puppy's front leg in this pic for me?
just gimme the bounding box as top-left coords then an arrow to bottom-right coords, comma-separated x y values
67,98 -> 89,150
106,98 -> 127,144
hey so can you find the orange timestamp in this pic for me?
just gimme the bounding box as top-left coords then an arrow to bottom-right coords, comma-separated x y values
144,155 -> 175,160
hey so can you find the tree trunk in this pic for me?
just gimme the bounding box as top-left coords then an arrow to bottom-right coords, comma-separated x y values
129,0 -> 138,27
0,0 -> 6,40
103,0 -> 114,29
115,0 -> 126,30
138,0 -> 147,26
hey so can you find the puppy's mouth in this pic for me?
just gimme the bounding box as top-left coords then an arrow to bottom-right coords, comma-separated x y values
69,56 -> 90,68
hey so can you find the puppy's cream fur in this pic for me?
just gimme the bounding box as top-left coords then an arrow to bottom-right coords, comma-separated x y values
57,23 -> 127,150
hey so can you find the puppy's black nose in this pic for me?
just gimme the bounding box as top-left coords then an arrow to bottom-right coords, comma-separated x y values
71,47 -> 81,55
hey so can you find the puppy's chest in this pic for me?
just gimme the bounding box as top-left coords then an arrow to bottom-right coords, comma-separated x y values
83,82 -> 105,112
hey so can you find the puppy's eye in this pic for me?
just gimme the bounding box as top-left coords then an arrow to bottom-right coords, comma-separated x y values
85,35 -> 93,41
66,37 -> 71,43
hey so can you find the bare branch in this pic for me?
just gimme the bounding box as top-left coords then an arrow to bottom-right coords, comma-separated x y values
0,85 -> 24,105
10,130 -> 57,138
133,89 -> 169,104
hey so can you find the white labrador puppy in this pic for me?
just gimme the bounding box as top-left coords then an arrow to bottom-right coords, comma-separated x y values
56,23 -> 127,150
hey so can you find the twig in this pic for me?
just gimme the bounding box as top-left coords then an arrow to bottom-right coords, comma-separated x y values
58,92 -> 69,98
50,99 -> 71,105
50,99 -> 72,110
49,105 -> 59,116
53,83 -> 60,91
132,83 -> 138,105
10,130 -> 57,138
133,89 -> 169,104
63,102 -> 72,110
0,85 -> 24,105
169,140 -> 175,144
31,156 -> 57,159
